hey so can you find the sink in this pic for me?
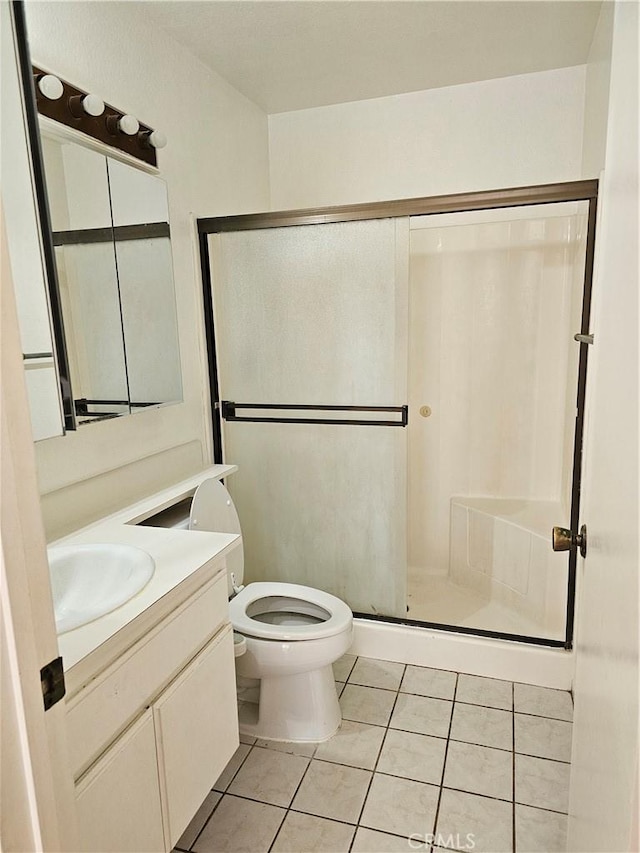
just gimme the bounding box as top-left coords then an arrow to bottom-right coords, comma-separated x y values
48,543 -> 155,634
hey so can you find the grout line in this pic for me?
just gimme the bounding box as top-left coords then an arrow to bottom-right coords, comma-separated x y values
514,709 -> 574,723
187,790 -> 225,851
341,654 -> 358,683
512,681 -> 517,853
431,671 -> 459,841
510,750 -> 571,765
339,717 -> 563,760
513,800 -> 570,816
420,781 -> 512,805
267,672 -> 358,853
214,741 -> 255,794
189,742 -> 255,850
348,662 -> 407,850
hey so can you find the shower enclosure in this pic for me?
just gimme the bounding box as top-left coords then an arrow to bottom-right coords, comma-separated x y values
198,181 -> 597,649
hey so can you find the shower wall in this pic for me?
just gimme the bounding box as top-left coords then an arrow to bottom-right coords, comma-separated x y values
449,497 -> 569,637
408,206 -> 587,621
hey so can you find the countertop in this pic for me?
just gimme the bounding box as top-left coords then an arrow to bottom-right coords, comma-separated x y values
52,464 -> 240,694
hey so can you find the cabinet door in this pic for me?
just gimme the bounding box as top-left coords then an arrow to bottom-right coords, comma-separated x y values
75,710 -> 164,852
154,624 -> 238,848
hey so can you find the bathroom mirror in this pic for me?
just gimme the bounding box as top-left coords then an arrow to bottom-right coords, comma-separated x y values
40,129 -> 182,424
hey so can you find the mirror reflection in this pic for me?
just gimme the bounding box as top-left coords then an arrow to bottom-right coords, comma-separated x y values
41,132 -> 182,423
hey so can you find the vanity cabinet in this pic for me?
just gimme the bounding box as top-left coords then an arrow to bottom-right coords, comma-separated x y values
155,625 -> 236,845
68,566 -> 238,852
75,711 -> 165,852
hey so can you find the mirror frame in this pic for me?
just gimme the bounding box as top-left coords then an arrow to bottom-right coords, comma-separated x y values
12,0 -> 75,430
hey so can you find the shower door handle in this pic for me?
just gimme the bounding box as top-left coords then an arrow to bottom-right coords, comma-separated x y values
552,525 -> 587,558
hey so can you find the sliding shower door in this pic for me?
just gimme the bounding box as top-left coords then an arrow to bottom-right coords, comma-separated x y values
407,202 -> 590,642
209,219 -> 408,618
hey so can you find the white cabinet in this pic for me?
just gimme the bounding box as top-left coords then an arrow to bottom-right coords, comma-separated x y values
67,572 -> 229,779
76,711 -> 164,853
155,625 -> 236,848
70,575 -> 238,852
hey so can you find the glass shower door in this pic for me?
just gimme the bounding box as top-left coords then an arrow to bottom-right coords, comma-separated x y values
210,218 -> 408,618
407,202 -> 589,642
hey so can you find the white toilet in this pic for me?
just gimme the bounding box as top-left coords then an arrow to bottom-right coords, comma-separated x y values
189,477 -> 354,743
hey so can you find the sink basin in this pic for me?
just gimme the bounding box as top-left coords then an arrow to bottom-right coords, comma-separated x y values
48,543 -> 155,634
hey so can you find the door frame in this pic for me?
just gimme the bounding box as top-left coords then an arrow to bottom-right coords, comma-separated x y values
197,179 -> 598,650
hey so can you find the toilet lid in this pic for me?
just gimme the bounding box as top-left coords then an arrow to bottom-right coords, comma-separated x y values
190,478 -> 244,594
229,581 -> 352,641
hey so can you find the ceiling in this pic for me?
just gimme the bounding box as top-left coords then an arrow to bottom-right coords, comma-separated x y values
136,0 -> 602,114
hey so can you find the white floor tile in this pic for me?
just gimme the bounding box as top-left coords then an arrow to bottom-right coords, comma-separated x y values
456,674 -> 512,710
333,654 -> 357,682
227,747 -> 309,807
314,719 -> 385,770
340,683 -> 396,726
514,714 -> 572,761
390,693 -> 453,738
514,684 -> 573,721
191,795 -> 285,853
516,804 -> 568,852
271,811 -> 355,852
436,788 -> 513,853
377,729 -> 447,785
400,666 -> 457,700
213,743 -> 252,792
360,773 -> 439,838
176,790 -> 221,850
443,740 -> 513,801
515,754 -> 570,813
291,759 -> 371,823
349,657 -> 405,690
450,703 -> 512,750
352,827 -> 417,851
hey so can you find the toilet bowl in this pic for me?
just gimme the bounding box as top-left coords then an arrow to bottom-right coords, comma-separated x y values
190,477 -> 353,742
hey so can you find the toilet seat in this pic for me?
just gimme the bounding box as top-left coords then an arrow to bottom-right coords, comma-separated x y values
229,581 -> 352,642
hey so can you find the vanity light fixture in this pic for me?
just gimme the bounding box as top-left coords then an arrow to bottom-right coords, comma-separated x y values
139,129 -> 167,149
106,113 -> 140,136
33,65 -> 161,166
68,93 -> 105,118
36,73 -> 63,100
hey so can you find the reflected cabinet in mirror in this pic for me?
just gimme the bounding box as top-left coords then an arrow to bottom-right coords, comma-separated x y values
41,131 -> 182,424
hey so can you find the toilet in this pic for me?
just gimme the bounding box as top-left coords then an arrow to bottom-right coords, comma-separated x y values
189,477 -> 354,743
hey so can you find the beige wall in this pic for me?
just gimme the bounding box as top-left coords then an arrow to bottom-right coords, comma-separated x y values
581,1 -> 614,177
24,2 -> 270,539
268,66 -> 586,209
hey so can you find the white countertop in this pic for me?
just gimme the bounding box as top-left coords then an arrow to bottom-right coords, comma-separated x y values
53,465 -> 239,693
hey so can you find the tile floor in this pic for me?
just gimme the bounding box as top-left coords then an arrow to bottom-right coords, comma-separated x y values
174,655 -> 573,853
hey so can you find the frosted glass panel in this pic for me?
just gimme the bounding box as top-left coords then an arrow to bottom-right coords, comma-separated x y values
213,219 -> 407,405
225,422 -> 406,617
212,219 -> 408,618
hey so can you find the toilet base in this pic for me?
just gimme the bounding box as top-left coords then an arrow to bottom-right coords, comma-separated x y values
237,665 -> 341,743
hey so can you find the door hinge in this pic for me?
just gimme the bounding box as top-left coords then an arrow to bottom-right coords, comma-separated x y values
40,656 -> 66,710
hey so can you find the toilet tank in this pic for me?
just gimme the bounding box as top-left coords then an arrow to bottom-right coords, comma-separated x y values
190,478 -> 244,596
